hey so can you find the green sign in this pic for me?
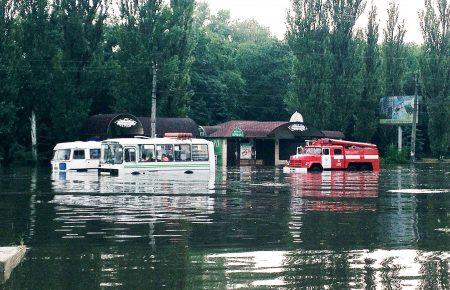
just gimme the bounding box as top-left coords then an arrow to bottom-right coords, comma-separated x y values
212,139 -> 223,166
231,127 -> 244,137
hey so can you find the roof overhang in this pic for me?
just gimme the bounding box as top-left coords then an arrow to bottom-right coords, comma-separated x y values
269,122 -> 325,139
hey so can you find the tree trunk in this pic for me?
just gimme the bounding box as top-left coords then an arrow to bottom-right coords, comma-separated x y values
31,110 -> 37,163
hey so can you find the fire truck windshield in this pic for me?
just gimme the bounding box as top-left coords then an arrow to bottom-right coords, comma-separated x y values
303,147 -> 322,155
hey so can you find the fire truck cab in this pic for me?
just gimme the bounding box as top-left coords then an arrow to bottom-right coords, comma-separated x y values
283,138 -> 380,173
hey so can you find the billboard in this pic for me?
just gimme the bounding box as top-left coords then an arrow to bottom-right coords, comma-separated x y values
379,96 -> 421,125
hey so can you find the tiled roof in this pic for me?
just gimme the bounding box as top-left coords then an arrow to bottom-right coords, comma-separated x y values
207,120 -> 344,139
209,120 -> 287,138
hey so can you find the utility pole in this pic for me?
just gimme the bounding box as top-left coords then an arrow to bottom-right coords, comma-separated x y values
410,73 -> 419,162
151,62 -> 157,138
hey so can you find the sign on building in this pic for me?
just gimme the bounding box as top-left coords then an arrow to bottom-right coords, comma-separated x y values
379,96 -> 421,125
231,127 -> 244,137
240,143 -> 252,160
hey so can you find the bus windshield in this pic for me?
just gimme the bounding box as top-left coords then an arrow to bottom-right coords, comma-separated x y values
101,143 -> 123,164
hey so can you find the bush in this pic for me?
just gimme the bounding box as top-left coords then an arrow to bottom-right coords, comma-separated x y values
382,144 -> 409,164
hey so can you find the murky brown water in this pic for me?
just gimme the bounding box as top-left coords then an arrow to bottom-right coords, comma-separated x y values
0,164 -> 449,289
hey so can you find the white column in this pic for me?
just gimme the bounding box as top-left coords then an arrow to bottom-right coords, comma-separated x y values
222,139 -> 227,168
398,126 -> 403,152
274,139 -> 281,166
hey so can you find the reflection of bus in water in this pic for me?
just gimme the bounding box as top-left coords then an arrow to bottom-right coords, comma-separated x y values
288,171 -> 379,212
52,169 -> 216,194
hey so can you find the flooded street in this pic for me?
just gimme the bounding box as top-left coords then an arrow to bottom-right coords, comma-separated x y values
0,164 -> 449,289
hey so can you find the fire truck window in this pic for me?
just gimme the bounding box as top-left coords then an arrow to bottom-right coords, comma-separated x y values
323,148 -> 330,155
334,149 -> 342,155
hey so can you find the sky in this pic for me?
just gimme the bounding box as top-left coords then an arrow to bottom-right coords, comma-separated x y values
204,0 -> 425,43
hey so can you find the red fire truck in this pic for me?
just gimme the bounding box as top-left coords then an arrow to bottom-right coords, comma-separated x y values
283,138 -> 380,173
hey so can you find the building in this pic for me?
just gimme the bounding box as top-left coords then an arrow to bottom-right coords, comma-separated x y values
82,112 -> 343,167
202,112 -> 344,166
83,113 -> 200,140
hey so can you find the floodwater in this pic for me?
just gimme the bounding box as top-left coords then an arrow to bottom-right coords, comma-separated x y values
0,164 -> 449,289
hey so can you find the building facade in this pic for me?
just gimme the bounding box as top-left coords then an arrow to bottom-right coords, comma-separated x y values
202,112 -> 344,167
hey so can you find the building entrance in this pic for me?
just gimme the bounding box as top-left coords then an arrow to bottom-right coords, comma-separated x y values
255,140 -> 275,166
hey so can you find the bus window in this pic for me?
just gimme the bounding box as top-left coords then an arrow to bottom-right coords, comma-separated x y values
157,145 -> 174,162
174,144 -> 191,161
90,149 -> 101,159
124,148 -> 136,163
192,144 -> 209,161
56,149 -> 71,161
101,143 -> 123,164
73,149 -> 85,160
139,145 -> 155,162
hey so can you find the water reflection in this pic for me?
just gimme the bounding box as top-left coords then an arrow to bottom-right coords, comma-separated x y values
205,249 -> 450,289
48,171 -> 218,243
51,170 -> 216,194
0,165 -> 449,289
288,171 -> 379,213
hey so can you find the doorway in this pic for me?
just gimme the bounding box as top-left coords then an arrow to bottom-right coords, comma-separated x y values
227,139 -> 240,166
255,139 -> 275,166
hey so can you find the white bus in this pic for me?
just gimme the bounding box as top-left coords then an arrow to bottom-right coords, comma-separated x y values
52,141 -> 101,172
99,135 -> 215,175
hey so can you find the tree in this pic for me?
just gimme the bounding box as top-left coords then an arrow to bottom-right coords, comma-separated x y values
327,0 -> 366,136
189,5 -> 244,125
0,0 -> 19,162
420,0 -> 450,158
45,0 -> 108,143
383,1 -> 407,96
235,38 -> 294,121
354,4 -> 381,142
111,0 -> 195,118
286,0 -> 333,129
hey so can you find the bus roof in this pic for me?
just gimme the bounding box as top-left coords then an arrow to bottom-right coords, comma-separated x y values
102,137 -> 212,145
53,141 -> 101,150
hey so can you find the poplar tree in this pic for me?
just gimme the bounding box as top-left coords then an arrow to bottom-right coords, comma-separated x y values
420,0 -> 450,158
354,4 -> 381,142
327,0 -> 366,136
286,0 -> 333,129
383,1 -> 406,96
48,0 -> 108,142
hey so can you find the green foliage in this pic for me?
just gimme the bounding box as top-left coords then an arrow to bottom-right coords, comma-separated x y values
382,1 -> 407,96
0,0 -> 448,163
354,4 -> 381,142
189,5 -> 292,125
382,144 -> 409,164
419,0 -> 450,158
286,0 -> 333,129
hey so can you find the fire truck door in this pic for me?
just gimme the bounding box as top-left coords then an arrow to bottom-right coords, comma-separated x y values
332,148 -> 345,169
322,148 -> 332,169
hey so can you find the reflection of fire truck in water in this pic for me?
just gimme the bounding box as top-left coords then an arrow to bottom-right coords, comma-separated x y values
283,138 -> 380,173
289,171 -> 379,212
